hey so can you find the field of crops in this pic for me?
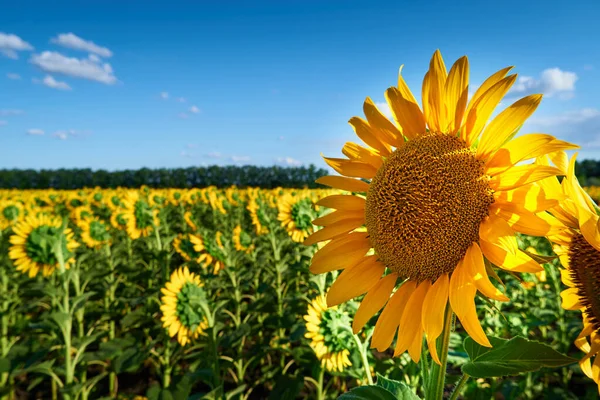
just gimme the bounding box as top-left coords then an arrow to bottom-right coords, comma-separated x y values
0,186 -> 598,400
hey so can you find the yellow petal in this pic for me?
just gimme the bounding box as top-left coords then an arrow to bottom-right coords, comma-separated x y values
326,256 -> 385,307
477,94 -> 543,160
444,56 -> 469,134
310,240 -> 371,274
493,183 -> 561,214
315,176 -> 370,192
479,214 -> 518,255
394,280 -> 431,358
342,142 -> 384,169
421,274 -> 449,365
463,243 -> 509,301
348,117 -> 392,155
371,280 -> 417,351
363,97 -> 402,147
423,50 -> 448,132
491,202 -> 561,236
480,240 -> 543,273
312,209 -> 365,227
385,86 -> 426,139
323,157 -> 377,179
463,74 -> 517,146
449,259 -> 491,347
352,273 -> 398,333
490,165 -> 563,191
560,288 -> 583,310
316,195 -> 365,211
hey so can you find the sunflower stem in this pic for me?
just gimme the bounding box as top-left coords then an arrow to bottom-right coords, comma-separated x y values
352,333 -> 373,385
420,338 -> 430,393
0,265 -> 10,397
449,373 -> 469,400
316,367 -> 325,400
105,244 -> 117,397
427,307 -> 453,400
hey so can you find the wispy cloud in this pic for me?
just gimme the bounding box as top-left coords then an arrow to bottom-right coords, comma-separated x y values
374,101 -> 393,119
509,68 -> 578,99
180,150 -> 198,158
0,121 -> 7,126
190,105 -> 200,114
0,109 -> 24,116
52,129 -> 90,140
584,64 -> 594,71
27,128 -> 44,135
0,32 -> 33,59
30,51 -> 117,85
186,143 -> 198,149
6,73 -> 21,80
160,91 -> 169,100
178,112 -> 189,119
177,97 -> 186,103
231,155 -> 251,163
205,151 -> 222,159
528,108 -> 600,126
51,33 -> 113,58
275,157 -> 302,166
33,75 -> 72,91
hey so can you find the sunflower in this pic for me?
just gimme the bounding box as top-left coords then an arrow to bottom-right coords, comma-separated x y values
8,214 -> 79,278
541,154 -> 600,392
247,192 -> 269,235
304,50 -> 577,363
110,210 -> 129,231
232,225 -> 254,253
278,193 -> 317,243
0,200 -> 24,230
183,210 -> 197,232
190,233 -> 226,274
70,205 -> 94,226
122,191 -> 159,240
160,266 -> 208,346
304,295 -> 353,372
173,233 -> 203,262
79,217 -> 112,249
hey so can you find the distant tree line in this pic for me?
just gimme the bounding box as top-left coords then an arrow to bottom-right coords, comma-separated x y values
0,165 -> 330,189
577,160 -> 600,186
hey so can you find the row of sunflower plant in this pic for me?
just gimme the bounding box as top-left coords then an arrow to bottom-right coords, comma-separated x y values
0,180 -> 598,399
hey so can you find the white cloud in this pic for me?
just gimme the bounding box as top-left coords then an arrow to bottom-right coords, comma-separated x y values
177,97 -> 186,103
54,131 -> 68,140
190,105 -> 200,114
51,33 -> 113,58
30,51 -> 117,85
180,150 -> 197,158
178,112 -> 189,119
275,157 -> 302,166
160,91 -> 169,99
0,33 -> 33,59
206,151 -> 222,158
510,68 -> 578,99
88,54 -> 100,63
27,128 -> 44,135
279,135 -> 284,141
0,120 -> 6,126
231,155 -> 251,162
0,109 -> 24,116
6,73 -> 21,80
374,101 -> 393,119
584,64 -> 594,71
186,143 -> 198,149
33,75 -> 72,91
528,108 -> 600,127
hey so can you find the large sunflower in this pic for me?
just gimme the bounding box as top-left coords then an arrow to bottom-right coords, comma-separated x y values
160,267 -> 208,346
190,232 -> 226,274
79,216 -> 112,249
304,50 -> 577,363
541,154 -> 600,392
122,191 -> 159,240
304,295 -> 353,372
8,214 -> 79,278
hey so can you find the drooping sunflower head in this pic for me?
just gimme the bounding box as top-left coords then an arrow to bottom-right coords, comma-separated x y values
160,267 -> 208,346
123,192 -> 159,240
8,214 -> 79,278
232,225 -> 254,253
190,233 -> 226,274
278,194 -> 317,243
173,234 -> 202,262
80,217 -> 112,249
0,201 -> 24,230
183,210 -> 197,232
304,295 -> 353,372
247,195 -> 269,235
305,50 -> 577,363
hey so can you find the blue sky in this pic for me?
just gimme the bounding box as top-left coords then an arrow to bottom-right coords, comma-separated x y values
1,0 -> 599,171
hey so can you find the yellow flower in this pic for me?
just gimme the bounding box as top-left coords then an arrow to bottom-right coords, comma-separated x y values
0,201 -> 24,230
278,193 -> 316,243
541,153 -> 600,393
190,233 -> 225,274
183,210 -> 197,232
160,267 -> 208,346
232,225 -> 254,253
122,191 -> 159,240
173,234 -> 203,262
304,295 -> 352,372
305,50 -> 577,364
79,217 -> 112,249
8,214 -> 79,278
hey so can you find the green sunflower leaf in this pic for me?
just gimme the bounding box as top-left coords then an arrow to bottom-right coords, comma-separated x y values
375,374 -> 420,399
338,383 -> 419,400
462,336 -> 577,378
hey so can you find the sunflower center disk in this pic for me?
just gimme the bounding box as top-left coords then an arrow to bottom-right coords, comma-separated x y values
568,234 -> 600,333
365,133 -> 494,282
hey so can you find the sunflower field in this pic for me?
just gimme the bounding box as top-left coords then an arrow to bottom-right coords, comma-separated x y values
0,184 -> 596,400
